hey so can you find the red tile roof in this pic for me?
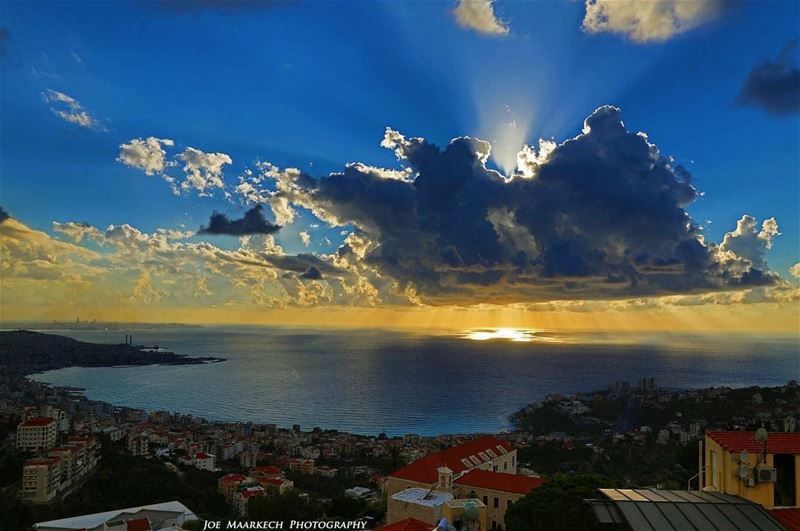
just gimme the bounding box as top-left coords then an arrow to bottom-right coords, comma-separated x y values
258,477 -> 288,486
21,416 -> 56,427
706,431 -> 800,454
195,452 -> 214,459
769,508 -> 800,531
126,517 -> 152,531
375,518 -> 432,531
220,473 -> 248,483
390,436 -> 515,484
455,470 -> 543,495
250,465 -> 281,475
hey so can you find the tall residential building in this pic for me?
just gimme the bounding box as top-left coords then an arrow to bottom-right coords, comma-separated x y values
218,473 -> 248,504
127,434 -> 149,456
47,446 -> 79,488
22,457 -> 62,503
17,417 -> 58,451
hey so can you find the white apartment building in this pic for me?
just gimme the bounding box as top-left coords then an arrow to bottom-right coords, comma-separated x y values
17,417 -> 58,451
22,457 -> 62,503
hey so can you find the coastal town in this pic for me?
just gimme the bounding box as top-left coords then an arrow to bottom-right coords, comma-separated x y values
1,331 -> 798,530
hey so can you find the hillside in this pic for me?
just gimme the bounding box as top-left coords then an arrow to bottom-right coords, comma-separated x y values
0,330 -> 223,375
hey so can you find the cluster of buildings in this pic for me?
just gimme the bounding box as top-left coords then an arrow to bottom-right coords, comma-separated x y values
384,436 -> 542,531
5,363 -> 800,530
376,430 -> 800,531
218,465 -> 295,516
518,380 -> 799,451
14,407 -> 100,503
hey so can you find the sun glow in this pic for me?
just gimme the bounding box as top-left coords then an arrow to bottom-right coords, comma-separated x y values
472,93 -> 535,175
487,109 -> 532,175
462,327 -> 555,342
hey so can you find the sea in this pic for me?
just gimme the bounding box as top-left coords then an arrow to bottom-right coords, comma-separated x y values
22,326 -> 800,436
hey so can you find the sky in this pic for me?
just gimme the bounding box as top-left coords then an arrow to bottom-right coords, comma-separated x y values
1,0 -> 799,332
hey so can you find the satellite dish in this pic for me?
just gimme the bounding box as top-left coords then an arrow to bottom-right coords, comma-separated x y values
739,450 -> 749,463
463,502 -> 480,521
754,428 -> 768,444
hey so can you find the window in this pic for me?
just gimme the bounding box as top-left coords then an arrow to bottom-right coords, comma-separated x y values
503,462 -> 507,471
479,451 -> 489,461
470,455 -> 481,466
461,458 -> 472,468
494,497 -> 499,508
483,495 -> 488,505
512,455 -> 516,467
507,500 -> 512,509
486,449 -> 497,459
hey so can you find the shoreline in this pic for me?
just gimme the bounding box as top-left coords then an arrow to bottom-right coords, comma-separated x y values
8,329 -> 798,438
26,368 -> 797,440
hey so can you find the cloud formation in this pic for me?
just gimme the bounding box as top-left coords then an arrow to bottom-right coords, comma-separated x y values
738,39 -> 800,116
453,0 -> 509,37
177,147 -> 232,195
719,215 -> 779,272
118,137 -> 175,175
42,89 -> 105,130
582,0 -> 722,43
118,137 -> 232,197
199,205 -> 281,236
238,106 -> 783,305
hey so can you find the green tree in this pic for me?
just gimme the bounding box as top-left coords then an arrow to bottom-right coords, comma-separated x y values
505,474 -> 616,531
247,490 -> 323,521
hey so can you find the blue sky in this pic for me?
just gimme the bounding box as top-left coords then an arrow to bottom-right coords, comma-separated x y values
1,1 -> 799,321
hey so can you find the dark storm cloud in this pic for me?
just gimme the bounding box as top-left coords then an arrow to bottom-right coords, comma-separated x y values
738,39 -> 800,116
266,254 -> 337,277
199,205 -> 280,236
0,206 -> 9,223
299,266 -> 322,280
262,106 -> 780,305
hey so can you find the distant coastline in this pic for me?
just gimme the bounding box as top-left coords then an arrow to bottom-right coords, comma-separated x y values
0,320 -> 201,331
13,327 -> 798,437
0,330 -> 224,376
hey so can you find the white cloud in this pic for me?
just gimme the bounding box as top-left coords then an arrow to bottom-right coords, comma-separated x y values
177,147 -> 232,196
582,0 -> 721,43
42,89 -> 105,131
52,221 -> 104,243
719,215 -> 780,271
118,139 -> 232,197
790,263 -> 800,278
453,0 -> 509,36
117,137 -> 175,176
299,230 -> 311,247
